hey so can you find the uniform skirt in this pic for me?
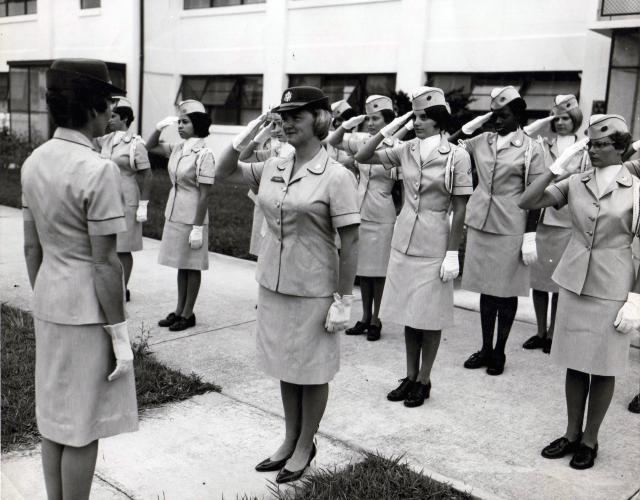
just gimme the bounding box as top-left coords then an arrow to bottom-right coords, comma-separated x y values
462,227 -> 530,297
158,220 -> 209,270
34,319 -> 138,447
356,220 -> 394,277
552,288 -> 630,376
530,223 -> 572,293
249,204 -> 266,257
380,249 -> 453,330
116,205 -> 143,253
256,286 -> 338,385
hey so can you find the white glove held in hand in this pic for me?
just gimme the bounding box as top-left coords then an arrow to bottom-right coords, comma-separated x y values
254,122 -> 275,145
103,321 -> 133,382
232,114 -> 266,152
136,200 -> 149,222
439,251 -> 460,282
614,292 -> 640,335
189,225 -> 204,250
380,111 -> 414,138
461,112 -> 493,135
521,232 -> 538,266
156,116 -> 179,131
325,293 -> 354,333
549,138 -> 589,176
341,115 -> 366,131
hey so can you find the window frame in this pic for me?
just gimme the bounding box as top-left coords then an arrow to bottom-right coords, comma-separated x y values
0,0 -> 37,17
183,0 -> 264,9
80,0 -> 101,9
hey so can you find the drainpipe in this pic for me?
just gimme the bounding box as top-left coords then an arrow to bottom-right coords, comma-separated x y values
138,0 -> 144,135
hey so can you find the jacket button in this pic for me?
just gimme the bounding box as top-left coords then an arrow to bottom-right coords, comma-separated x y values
586,231 -> 593,236
414,194 -> 418,200
276,219 -> 280,225
588,216 -> 595,221
586,245 -> 591,250
415,208 -> 419,214
593,202 -> 599,207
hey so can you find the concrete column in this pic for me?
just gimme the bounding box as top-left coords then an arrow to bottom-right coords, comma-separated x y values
262,0 -> 288,112
130,0 -> 141,133
577,29 -> 612,134
395,0 -> 428,93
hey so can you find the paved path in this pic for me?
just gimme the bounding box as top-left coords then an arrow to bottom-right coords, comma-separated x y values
1,205 -> 639,500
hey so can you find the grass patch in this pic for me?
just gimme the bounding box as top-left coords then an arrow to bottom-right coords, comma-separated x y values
0,304 -> 220,452
266,453 -> 471,500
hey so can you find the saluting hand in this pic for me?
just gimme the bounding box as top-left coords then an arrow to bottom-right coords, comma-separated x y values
341,115 -> 366,131
549,138 -> 589,176
232,114 -> 267,152
380,111 -> 414,138
156,116 -> 179,131
254,122 -> 275,145
614,292 -> 640,335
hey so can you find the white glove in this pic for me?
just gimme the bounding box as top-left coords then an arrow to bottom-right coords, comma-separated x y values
461,112 -> 493,135
103,321 -> 133,382
521,232 -> 538,266
632,140 -> 640,152
324,293 -> 355,333
341,115 -> 366,131
189,225 -> 204,250
404,119 -> 414,131
380,111 -> 413,138
254,122 -> 275,145
136,200 -> 148,222
232,114 -> 266,152
156,116 -> 179,131
614,292 -> 640,335
523,116 -> 554,136
549,138 -> 590,176
439,251 -> 459,282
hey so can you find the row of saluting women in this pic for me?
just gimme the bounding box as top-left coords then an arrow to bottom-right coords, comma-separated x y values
20,59 -> 640,497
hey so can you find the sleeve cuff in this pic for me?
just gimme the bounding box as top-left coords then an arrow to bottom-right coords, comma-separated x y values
452,186 -> 474,196
88,216 -> 127,236
547,185 -> 567,209
332,212 -> 361,229
197,175 -> 215,185
135,161 -> 151,171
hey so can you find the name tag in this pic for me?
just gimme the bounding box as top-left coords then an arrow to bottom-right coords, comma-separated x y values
271,176 -> 285,183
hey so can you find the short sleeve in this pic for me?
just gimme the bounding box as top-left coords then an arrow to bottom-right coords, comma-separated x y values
158,141 -> 174,158
343,134 -> 366,155
196,150 -> 215,185
377,144 -> 404,169
452,148 -> 474,196
547,178 -> 570,209
526,140 -> 547,185
458,133 -> 483,157
21,193 -> 33,221
624,159 -> 640,179
238,159 -> 268,192
86,161 -> 127,235
133,139 -> 151,171
328,164 -> 361,229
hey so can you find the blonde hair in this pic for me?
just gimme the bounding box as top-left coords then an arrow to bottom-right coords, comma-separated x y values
312,109 -> 332,140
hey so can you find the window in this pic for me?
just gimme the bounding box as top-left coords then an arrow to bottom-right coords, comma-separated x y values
183,0 -> 264,9
607,29 -> 640,135
0,0 -> 37,17
178,75 -> 263,125
601,0 -> 640,16
428,72 -> 581,121
288,74 -> 396,114
0,73 -> 8,113
7,60 -> 125,144
80,0 -> 100,8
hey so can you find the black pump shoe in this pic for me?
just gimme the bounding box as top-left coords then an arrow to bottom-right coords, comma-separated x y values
387,378 -> 416,402
403,382 -> 431,408
366,322 -> 381,341
158,312 -> 178,327
541,434 -> 582,459
255,451 -> 293,472
522,335 -> 545,349
345,321 -> 369,336
169,314 -> 196,331
486,352 -> 506,376
569,443 -> 598,470
275,443 -> 317,484
463,350 -> 491,369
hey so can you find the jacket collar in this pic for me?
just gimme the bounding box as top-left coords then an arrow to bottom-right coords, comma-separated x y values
580,165 -> 630,198
179,137 -> 206,156
276,146 -> 328,184
487,128 -> 525,148
53,127 -> 96,151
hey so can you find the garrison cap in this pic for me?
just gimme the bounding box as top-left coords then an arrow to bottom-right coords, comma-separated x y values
178,99 -> 206,115
490,86 -> 521,110
113,96 -> 133,110
331,99 -> 352,117
551,94 -> 579,116
272,86 -> 330,113
587,114 -> 628,140
411,86 -> 447,112
46,58 -> 125,95
365,95 -> 393,114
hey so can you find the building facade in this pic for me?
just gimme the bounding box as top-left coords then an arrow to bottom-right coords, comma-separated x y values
1,0 -> 639,154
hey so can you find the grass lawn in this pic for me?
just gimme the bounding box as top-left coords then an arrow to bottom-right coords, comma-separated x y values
260,453 -> 471,500
0,161 -> 256,261
0,305 -> 220,452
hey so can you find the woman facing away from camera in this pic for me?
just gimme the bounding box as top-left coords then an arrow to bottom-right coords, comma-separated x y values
216,86 -> 360,483
457,86 -> 546,376
21,58 -> 138,500
327,95 -> 401,341
354,87 -> 472,407
519,114 -> 640,469
520,95 -> 589,354
146,99 -> 215,332
95,96 -> 153,302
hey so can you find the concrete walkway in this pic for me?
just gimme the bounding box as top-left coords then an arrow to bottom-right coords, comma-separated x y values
1,205 -> 639,500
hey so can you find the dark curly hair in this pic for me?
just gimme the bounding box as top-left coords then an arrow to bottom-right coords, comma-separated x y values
46,87 -> 111,128
424,105 -> 451,131
114,106 -> 134,127
187,112 -> 212,138
608,131 -> 633,151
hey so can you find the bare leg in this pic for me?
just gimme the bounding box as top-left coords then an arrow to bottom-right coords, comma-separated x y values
181,270 -> 201,318
405,326 -> 423,380
417,330 -> 442,385
60,440 -> 99,500
532,289 -> 548,338
286,383 -> 328,471
117,252 -> 133,287
359,277 -> 373,324
269,381 -> 302,461
548,293 -> 559,340
564,369 -> 590,440
371,277 -> 386,327
41,438 -> 63,500
175,269 -> 188,316
582,375 -> 615,447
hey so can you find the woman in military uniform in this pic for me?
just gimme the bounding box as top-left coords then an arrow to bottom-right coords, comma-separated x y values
354,87 -> 472,407
216,86 -> 360,483
96,96 -> 152,301
520,114 -> 640,469
146,100 -> 214,332
21,58 -> 138,499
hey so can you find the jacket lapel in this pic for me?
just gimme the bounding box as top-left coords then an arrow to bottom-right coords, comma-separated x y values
600,166 -> 630,199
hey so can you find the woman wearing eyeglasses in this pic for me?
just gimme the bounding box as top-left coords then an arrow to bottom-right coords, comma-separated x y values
519,114 -> 640,470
